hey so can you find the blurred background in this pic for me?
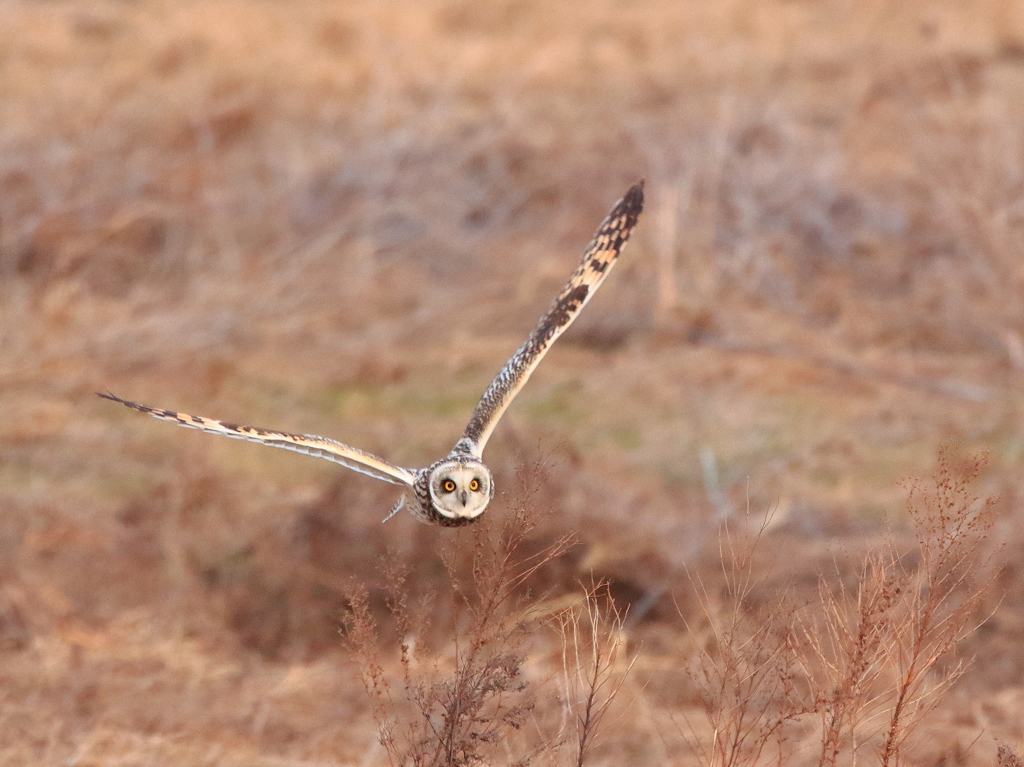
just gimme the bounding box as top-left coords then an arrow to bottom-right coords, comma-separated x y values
2,0 -> 1024,763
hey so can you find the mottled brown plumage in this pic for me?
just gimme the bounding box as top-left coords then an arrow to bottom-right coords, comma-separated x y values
459,181 -> 643,456
96,393 -> 416,485
100,182 -> 644,525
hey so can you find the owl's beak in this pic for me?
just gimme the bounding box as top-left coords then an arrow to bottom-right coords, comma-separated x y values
460,490 -> 468,506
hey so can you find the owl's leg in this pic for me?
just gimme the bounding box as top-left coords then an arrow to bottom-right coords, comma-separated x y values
382,495 -> 406,523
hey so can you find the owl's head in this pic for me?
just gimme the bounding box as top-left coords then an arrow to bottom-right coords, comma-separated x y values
427,458 -> 494,523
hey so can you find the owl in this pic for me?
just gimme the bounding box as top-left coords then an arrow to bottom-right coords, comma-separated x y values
101,182 -> 644,526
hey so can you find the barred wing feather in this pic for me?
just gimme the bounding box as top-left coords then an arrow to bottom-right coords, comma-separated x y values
459,182 -> 644,456
98,393 -> 416,486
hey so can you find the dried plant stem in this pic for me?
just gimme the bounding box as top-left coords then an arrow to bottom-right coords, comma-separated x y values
877,446 -> 998,767
685,445 -> 999,767
558,585 -> 635,767
346,462 -> 575,767
681,514 -> 807,767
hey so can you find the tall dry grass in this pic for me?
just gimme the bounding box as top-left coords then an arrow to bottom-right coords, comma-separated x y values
336,446 -> 999,766
669,446 -> 999,767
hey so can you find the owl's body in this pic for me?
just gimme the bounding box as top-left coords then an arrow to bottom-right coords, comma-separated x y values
101,182 -> 644,526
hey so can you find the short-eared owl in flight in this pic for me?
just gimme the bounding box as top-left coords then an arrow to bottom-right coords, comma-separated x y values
101,182 -> 644,526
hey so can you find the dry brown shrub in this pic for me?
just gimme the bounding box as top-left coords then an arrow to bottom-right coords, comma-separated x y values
345,466 -> 576,767
557,583 -> 635,767
678,514 -> 809,767
679,445 -> 999,767
877,446 -> 999,765
998,744 -> 1024,767
343,458 -> 641,767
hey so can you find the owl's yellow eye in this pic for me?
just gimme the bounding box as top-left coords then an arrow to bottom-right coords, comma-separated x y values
443,479 -> 456,493
469,478 -> 480,492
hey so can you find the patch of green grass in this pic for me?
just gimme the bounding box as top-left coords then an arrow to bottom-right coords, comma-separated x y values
605,426 -> 643,450
309,384 -> 382,418
93,471 -> 160,501
395,389 -> 481,419
526,381 -> 586,425
314,381 -> 480,421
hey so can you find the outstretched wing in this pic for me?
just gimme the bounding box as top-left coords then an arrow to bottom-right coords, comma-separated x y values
98,393 -> 417,486
458,182 -> 644,457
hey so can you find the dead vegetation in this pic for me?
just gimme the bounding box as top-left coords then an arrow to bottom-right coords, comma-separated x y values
2,0 -> 1024,763
344,472 -> 573,767
341,446 -> 999,766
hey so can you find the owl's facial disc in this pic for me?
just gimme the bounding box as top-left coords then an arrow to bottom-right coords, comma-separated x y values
430,462 -> 492,520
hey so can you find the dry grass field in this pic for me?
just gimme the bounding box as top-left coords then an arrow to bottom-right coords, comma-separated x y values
3,0 -> 1024,764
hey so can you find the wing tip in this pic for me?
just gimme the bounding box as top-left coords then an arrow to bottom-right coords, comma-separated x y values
617,180 -> 645,221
